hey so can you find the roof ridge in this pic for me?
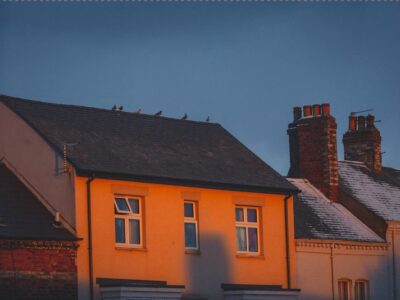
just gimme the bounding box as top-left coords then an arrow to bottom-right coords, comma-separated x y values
0,94 -> 219,127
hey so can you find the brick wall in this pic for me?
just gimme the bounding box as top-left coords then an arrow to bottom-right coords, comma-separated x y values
288,104 -> 339,201
0,240 -> 77,300
343,114 -> 382,172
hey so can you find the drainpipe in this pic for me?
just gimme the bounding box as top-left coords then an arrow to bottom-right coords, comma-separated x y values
86,176 -> 95,300
284,194 -> 292,289
330,243 -> 335,300
392,230 -> 397,300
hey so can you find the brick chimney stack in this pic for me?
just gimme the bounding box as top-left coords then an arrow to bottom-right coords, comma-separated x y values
342,114 -> 382,172
288,103 -> 339,201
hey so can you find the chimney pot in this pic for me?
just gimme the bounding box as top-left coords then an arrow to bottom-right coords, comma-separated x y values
366,114 -> 375,128
321,103 -> 330,116
357,116 -> 366,130
293,107 -> 302,122
303,105 -> 312,117
348,115 -> 357,131
312,104 -> 321,116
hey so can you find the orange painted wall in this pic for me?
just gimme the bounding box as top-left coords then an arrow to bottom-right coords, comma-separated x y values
74,176 -> 296,299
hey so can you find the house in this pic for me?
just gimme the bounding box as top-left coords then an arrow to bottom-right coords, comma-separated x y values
0,162 -> 78,300
0,95 -> 300,300
286,103 -> 400,300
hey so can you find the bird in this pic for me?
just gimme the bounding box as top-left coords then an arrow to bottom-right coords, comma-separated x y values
112,105 -> 117,111
181,114 -> 188,120
118,106 -> 123,111
134,108 -> 142,114
206,116 -> 210,122
154,110 -> 162,117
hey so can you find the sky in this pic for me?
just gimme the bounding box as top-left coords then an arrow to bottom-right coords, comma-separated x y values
0,2 -> 399,175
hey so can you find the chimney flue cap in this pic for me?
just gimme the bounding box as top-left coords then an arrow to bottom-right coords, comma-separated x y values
366,114 -> 375,128
312,104 -> 321,116
303,105 -> 312,117
357,116 -> 366,130
293,107 -> 302,121
321,103 -> 330,116
348,115 -> 357,131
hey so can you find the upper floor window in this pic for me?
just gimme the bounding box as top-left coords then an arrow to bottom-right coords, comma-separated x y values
355,280 -> 369,300
184,201 -> 198,250
114,197 -> 142,247
235,206 -> 260,254
338,279 -> 351,300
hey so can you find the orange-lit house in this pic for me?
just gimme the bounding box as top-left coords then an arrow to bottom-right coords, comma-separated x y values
0,95 -> 300,300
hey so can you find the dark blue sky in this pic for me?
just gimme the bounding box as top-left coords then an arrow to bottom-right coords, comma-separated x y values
1,3 -> 399,174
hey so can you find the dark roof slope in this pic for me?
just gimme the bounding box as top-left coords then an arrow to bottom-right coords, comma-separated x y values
288,178 -> 384,243
339,161 -> 400,222
0,163 -> 75,240
0,95 -> 296,193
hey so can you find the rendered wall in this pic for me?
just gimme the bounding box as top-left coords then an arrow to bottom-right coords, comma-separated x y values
296,241 -> 390,300
74,177 -> 297,300
0,103 -> 76,228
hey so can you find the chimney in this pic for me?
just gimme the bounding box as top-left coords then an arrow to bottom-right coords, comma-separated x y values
288,103 -> 339,201
343,113 -> 382,172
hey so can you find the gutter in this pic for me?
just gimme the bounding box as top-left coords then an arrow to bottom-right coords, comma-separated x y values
284,194 -> 292,289
330,243 -> 335,300
392,230 -> 397,300
86,176 -> 95,300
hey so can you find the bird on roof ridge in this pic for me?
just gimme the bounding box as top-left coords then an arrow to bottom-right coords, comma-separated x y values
181,114 -> 188,120
206,116 -> 210,122
154,110 -> 162,117
112,105 -> 117,111
134,108 -> 142,114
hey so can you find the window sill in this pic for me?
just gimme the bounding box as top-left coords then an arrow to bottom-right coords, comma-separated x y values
236,253 -> 264,259
115,245 -> 147,252
185,249 -> 201,255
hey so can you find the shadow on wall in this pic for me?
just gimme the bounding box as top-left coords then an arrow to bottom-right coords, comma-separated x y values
184,233 -> 231,300
296,248 -> 392,300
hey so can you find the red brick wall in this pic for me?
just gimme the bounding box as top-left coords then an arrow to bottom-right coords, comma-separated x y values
0,240 -> 77,300
288,104 -> 339,201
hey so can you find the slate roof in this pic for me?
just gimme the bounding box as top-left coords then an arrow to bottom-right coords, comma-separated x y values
0,163 -> 76,240
288,178 -> 384,243
339,160 -> 400,222
0,95 -> 297,194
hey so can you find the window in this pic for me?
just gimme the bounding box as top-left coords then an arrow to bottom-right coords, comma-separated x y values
114,197 -> 142,247
355,280 -> 369,300
338,279 -> 351,300
184,201 -> 198,250
235,206 -> 260,254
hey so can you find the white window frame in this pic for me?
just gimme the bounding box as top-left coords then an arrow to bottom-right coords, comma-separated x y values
338,279 -> 352,300
355,279 -> 369,300
114,196 -> 143,248
235,206 -> 261,255
184,201 -> 199,251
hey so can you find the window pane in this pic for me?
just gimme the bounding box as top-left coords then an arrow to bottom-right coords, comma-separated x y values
247,208 -> 257,223
236,227 -> 247,251
235,208 -> 244,222
248,227 -> 259,252
355,282 -> 366,300
184,203 -> 194,218
115,218 -> 125,243
339,282 -> 349,300
129,219 -> 141,245
115,198 -> 130,213
184,223 -> 197,248
128,199 -> 140,214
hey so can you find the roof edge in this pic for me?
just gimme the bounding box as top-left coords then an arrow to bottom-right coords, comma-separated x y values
76,169 -> 300,195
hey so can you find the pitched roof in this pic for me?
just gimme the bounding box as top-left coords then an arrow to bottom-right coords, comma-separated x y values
0,95 -> 297,194
288,178 -> 384,243
339,160 -> 400,222
0,163 -> 76,240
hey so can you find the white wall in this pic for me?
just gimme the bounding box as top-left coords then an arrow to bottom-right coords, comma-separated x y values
296,240 -> 390,300
0,103 -> 76,228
